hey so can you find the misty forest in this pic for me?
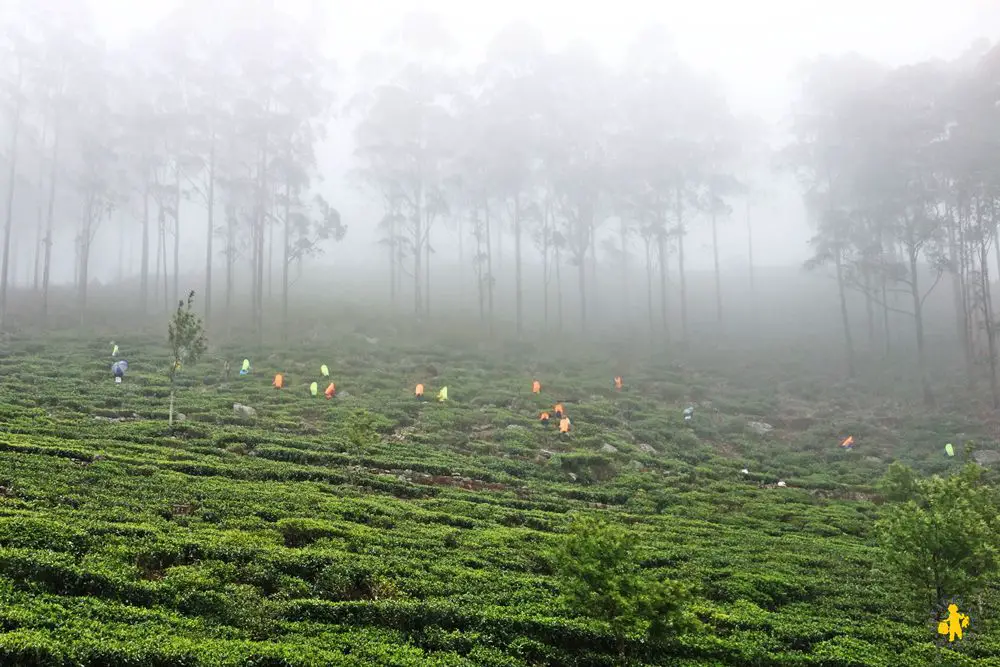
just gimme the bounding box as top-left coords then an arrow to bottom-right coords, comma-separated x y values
0,0 -> 1000,665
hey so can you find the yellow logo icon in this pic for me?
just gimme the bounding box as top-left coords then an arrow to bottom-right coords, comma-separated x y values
937,604 -> 969,642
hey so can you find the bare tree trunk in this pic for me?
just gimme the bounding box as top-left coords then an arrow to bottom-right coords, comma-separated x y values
388,211 -> 397,308
979,237 -> 998,408
906,242 -> 933,406
225,205 -> 235,330
41,125 -> 60,321
513,195 -> 523,337
155,207 -> 163,311
204,136 -> 216,327
712,209 -> 723,325
141,178 -> 150,313
117,213 -> 125,283
542,206 -> 550,328
863,268 -> 876,349
173,167 -> 181,307
656,228 -> 668,340
427,228 -> 433,318
0,63 -> 23,331
834,248 -> 856,378
282,180 -> 291,341
555,240 -> 563,334
645,234 -> 653,340
33,116 -> 48,293
160,209 -> 168,310
675,186 -> 688,343
949,206 -> 973,380
484,199 -> 494,335
413,187 -> 423,317
620,217 -> 629,329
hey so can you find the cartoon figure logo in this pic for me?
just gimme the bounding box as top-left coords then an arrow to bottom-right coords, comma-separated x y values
937,604 -> 969,642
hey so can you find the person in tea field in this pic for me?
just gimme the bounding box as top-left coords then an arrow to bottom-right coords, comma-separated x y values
554,403 -> 565,419
559,416 -> 571,434
240,359 -> 251,376
539,411 -> 550,425
112,360 -> 128,384
325,383 -> 336,399
532,380 -> 541,394
415,383 -> 425,400
938,604 -> 970,642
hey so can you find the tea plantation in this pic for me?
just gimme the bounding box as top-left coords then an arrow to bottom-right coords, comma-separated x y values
0,322 -> 996,666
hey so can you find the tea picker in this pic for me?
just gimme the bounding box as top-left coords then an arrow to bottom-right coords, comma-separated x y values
112,360 -> 128,384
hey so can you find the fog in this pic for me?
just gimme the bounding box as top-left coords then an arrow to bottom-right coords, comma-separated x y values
13,0 -> 993,286
2,0 -> 1000,406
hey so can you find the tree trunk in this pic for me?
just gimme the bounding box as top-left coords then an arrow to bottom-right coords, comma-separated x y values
225,205 -> 235,330
620,217 -> 629,329
645,234 -> 654,340
173,168 -> 181,307
514,194 -> 523,337
33,116 -> 48,293
907,244 -> 933,406
542,207 -> 550,328
656,227 -> 668,340
712,209 -> 723,325
484,199 -> 494,335
282,180 -> 291,341
388,210 -> 397,308
413,187 -> 423,317
0,63 -> 23,331
948,206 -> 973,380
675,186 -> 688,342
141,179 -> 150,313
555,241 -> 563,334
863,268 -> 875,349
204,136 -> 216,327
424,225 -> 431,317
979,238 -> 998,408
160,209 -> 168,309
834,248 -> 856,378
41,122 -> 60,321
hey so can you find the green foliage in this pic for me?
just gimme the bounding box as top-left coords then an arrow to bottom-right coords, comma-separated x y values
548,516 -> 693,657
167,291 -> 208,384
878,461 -> 920,503
876,464 -> 1000,615
167,291 -> 209,426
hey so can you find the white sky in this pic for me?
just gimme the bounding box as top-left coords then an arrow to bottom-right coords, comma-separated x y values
92,0 -> 1000,120
82,0 -> 1000,273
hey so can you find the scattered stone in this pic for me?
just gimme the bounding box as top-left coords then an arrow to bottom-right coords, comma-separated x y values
637,443 -> 656,454
505,424 -> 526,432
176,413 -> 186,422
538,449 -> 555,458
740,468 -> 749,474
337,391 -> 351,399
864,456 -> 880,463
600,443 -> 619,454
233,403 -> 257,419
628,460 -> 643,470
973,450 -> 1000,466
747,421 -> 773,435
567,472 -> 578,482
776,480 -> 787,488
